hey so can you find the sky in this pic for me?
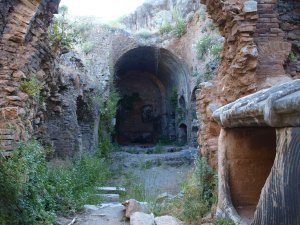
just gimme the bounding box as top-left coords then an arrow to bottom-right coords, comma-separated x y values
59,0 -> 145,21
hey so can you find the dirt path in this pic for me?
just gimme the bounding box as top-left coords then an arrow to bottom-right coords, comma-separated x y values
110,146 -> 198,199
57,145 -> 198,225
57,203 -> 128,225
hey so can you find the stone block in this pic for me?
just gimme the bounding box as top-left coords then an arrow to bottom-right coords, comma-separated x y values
244,1 -> 257,13
1,107 -> 18,119
123,199 -> 145,218
130,212 -> 154,225
155,215 -> 183,225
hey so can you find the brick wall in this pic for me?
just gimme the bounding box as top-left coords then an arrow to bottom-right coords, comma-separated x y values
0,0 -> 59,153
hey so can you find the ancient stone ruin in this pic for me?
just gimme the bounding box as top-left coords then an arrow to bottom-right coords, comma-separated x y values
113,45 -> 190,145
0,0 -> 300,224
214,80 -> 300,224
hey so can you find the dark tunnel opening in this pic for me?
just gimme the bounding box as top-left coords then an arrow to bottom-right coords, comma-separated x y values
114,46 -> 190,145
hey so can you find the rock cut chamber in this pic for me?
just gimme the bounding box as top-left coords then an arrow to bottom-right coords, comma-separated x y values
114,47 -> 189,145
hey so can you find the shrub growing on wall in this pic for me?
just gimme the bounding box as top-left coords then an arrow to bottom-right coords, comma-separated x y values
195,34 -> 212,60
172,8 -> 186,37
159,21 -> 172,35
20,71 -> 43,97
98,75 -> 120,157
48,6 -> 78,52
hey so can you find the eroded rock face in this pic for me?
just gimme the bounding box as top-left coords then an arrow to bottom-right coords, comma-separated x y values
0,0 -> 102,157
38,52 -> 100,158
197,82 -> 219,168
122,0 -> 200,31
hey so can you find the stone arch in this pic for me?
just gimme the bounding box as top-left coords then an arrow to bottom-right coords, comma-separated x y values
2,1 -> 41,43
114,46 -> 190,145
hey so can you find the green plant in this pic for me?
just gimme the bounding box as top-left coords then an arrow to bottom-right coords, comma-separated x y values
207,20 -> 216,30
188,13 -> 194,23
195,34 -> 212,59
20,71 -> 43,97
135,29 -> 153,39
153,144 -> 163,154
48,6 -> 78,52
192,68 -> 200,77
159,21 -> 172,35
198,7 -> 206,21
152,156 -> 217,224
0,139 -> 112,224
203,72 -> 214,82
120,172 -> 147,202
172,8 -> 186,37
81,41 -> 94,55
180,156 -> 217,223
140,160 -> 155,170
47,154 -> 111,215
215,218 -> 235,225
0,140 -> 55,225
210,43 -> 223,58
289,51 -> 297,63
174,18 -> 186,37
97,75 -> 120,157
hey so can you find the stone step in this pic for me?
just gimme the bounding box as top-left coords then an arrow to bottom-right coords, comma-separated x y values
95,186 -> 126,194
96,193 -> 120,203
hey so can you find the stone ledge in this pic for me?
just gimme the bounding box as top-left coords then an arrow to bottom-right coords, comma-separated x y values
213,79 -> 300,127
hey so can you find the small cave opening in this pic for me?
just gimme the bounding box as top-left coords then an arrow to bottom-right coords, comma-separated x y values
76,95 -> 95,150
178,123 -> 187,145
189,87 -> 199,146
179,95 -> 186,109
76,96 -> 92,123
114,46 -> 189,145
225,127 -> 276,223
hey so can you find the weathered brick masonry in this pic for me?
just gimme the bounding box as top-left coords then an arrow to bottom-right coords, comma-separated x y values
0,0 -> 59,153
198,0 -> 299,167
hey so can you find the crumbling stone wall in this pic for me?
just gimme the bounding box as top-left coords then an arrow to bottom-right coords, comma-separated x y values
198,0 -> 299,167
275,0 -> 300,79
0,0 -> 59,154
198,0 -> 258,166
38,52 -> 100,158
0,0 -> 103,157
196,82 -> 219,167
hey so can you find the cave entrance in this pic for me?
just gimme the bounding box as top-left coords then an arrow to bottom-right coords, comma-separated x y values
226,127 -> 276,223
178,123 -> 187,145
114,46 -> 189,145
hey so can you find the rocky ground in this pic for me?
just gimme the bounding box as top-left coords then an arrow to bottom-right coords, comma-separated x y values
111,145 -> 198,199
56,145 -> 198,225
